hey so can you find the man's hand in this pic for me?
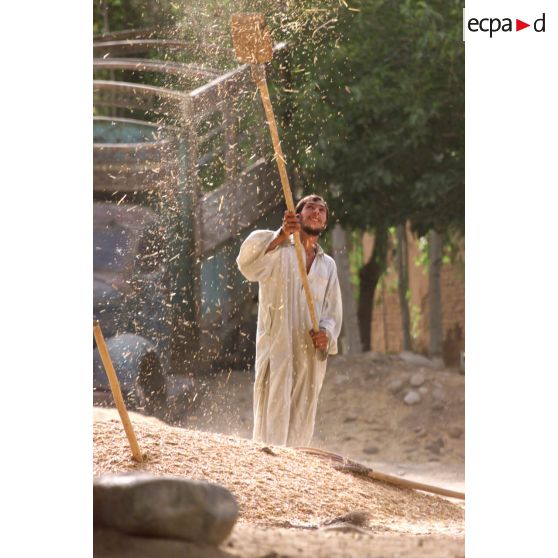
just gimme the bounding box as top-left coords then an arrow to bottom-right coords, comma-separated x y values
281,210 -> 301,238
309,328 -> 329,351
265,211 -> 301,254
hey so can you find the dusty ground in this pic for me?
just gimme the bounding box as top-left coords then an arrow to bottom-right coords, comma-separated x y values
178,351 -> 465,491
94,351 -> 465,557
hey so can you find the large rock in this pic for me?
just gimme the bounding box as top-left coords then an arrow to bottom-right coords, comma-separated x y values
93,527 -> 231,558
93,473 -> 238,545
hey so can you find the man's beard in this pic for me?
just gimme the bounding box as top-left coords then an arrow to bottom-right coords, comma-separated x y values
301,222 -> 325,237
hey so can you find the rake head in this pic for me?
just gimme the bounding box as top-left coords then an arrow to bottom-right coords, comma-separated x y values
231,12 -> 273,64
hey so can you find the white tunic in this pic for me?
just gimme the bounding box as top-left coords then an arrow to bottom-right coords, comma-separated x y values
237,229 -> 342,447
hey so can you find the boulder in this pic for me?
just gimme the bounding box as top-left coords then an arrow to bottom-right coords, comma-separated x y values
93,473 -> 238,545
93,527 -> 231,558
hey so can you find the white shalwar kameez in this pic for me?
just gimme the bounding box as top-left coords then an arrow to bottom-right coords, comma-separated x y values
237,229 -> 342,447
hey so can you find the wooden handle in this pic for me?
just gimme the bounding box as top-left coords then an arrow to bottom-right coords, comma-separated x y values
367,470 -> 465,500
93,321 -> 143,462
251,65 -> 320,333
295,446 -> 465,500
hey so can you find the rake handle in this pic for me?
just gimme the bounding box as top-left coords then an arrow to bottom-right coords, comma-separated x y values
94,320 -> 143,462
251,64 -> 320,333
296,446 -> 465,500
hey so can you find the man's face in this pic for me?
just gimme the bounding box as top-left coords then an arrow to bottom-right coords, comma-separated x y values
299,200 -> 328,236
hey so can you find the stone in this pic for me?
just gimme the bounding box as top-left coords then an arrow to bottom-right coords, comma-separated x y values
432,388 -> 446,401
386,379 -> 404,394
93,527 -> 230,558
409,372 -> 426,387
404,390 -> 421,405
94,473 -> 238,545
418,387 -> 428,395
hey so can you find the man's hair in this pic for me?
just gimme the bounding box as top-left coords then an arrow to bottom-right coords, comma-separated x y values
295,194 -> 329,220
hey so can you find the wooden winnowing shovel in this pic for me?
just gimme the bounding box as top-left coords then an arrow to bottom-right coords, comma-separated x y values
93,320 -> 143,462
296,447 -> 465,500
230,13 -> 319,333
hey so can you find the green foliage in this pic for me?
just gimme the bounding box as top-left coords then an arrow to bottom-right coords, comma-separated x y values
415,235 -> 430,270
93,0 -> 182,35
284,0 -> 464,237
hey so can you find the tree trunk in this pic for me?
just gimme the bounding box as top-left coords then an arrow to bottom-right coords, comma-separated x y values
381,276 -> 389,352
357,226 -> 388,351
396,224 -> 412,351
428,230 -> 443,357
331,225 -> 362,355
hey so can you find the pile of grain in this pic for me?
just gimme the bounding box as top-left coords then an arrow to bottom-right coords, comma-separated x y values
93,408 -> 464,536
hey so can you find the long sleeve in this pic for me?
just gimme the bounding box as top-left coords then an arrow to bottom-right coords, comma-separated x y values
319,260 -> 343,355
237,229 -> 283,282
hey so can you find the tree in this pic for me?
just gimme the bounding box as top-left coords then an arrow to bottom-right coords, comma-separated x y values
93,0 -> 179,36
428,229 -> 444,357
396,224 -> 412,351
282,0 -> 464,349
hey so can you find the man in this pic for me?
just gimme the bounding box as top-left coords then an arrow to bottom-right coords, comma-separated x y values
236,194 -> 342,447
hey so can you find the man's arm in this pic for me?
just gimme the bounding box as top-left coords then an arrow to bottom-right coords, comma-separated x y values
236,229 -> 281,282
236,211 -> 302,281
317,260 -> 343,355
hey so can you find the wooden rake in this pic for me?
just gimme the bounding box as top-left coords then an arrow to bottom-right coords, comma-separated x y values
94,320 -> 143,462
296,447 -> 465,500
231,13 -> 319,333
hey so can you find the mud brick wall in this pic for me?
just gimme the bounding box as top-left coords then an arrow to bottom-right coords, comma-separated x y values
363,227 -> 464,365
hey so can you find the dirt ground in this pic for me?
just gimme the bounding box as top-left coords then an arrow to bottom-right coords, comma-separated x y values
94,351 -> 465,557
178,351 -> 465,492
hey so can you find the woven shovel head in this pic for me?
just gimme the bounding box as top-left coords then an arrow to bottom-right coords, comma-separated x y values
231,13 -> 273,64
